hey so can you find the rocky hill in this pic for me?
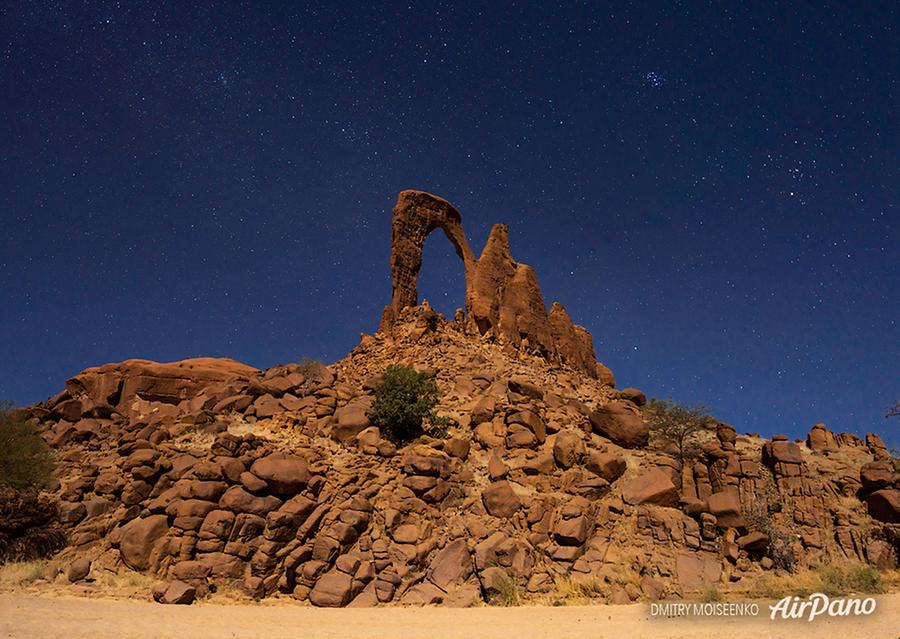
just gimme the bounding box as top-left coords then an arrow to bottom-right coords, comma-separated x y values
7,190 -> 899,606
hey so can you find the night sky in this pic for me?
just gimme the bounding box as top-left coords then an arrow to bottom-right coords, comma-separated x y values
1,2 -> 897,446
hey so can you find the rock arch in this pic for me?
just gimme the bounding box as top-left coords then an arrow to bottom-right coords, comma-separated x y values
381,189 -> 601,378
387,190 -> 477,315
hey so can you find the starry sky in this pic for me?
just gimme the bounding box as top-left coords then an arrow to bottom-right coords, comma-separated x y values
1,2 -> 897,445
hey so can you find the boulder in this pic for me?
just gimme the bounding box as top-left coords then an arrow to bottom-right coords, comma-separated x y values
199,510 -> 235,540
675,552 -> 722,592
166,499 -> 218,521
266,495 -> 316,533
212,394 -> 253,413
332,401 -> 372,442
615,388 -> 647,406
595,363 -> 615,387
219,486 -> 283,516
806,423 -> 837,451
867,489 -> 900,524
252,394 -> 281,418
621,468 -> 678,506
240,472 -> 268,494
506,410 -> 546,442
860,462 -> 893,493
585,451 -> 627,482
249,455 -> 310,494
67,558 -> 91,582
177,480 -> 228,502
66,357 -> 258,409
736,531 -> 769,551
866,432 -> 890,460
427,539 -> 473,591
444,437 -> 471,460
763,440 -> 802,465
399,580 -> 446,605
482,481 -> 521,518
309,571 -> 355,607
470,396 -> 496,425
119,515 -> 169,571
707,491 -> 744,528
401,447 -> 451,478
609,586 -> 631,605
391,524 -> 420,544
505,424 -> 537,448
553,515 -> 590,546
507,377 -> 543,400
155,580 -> 196,605
716,424 -> 737,447
589,402 -> 649,448
552,431 -> 585,469
640,575 -> 664,600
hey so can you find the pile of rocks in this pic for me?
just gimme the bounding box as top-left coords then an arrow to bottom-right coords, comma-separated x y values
21,308 -> 897,606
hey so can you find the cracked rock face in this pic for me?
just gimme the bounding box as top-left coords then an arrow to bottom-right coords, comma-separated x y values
380,189 -> 599,377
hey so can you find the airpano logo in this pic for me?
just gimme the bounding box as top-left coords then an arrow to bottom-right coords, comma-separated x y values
650,594 -> 879,622
769,593 -> 877,621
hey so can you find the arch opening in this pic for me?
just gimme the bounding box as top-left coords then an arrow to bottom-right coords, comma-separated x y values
416,230 -> 467,318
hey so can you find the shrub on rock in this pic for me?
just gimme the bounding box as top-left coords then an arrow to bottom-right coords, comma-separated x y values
0,486 -> 66,563
0,401 -> 54,490
643,398 -> 714,467
367,365 -> 448,444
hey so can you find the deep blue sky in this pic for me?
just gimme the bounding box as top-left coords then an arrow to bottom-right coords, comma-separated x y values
1,2 -> 897,445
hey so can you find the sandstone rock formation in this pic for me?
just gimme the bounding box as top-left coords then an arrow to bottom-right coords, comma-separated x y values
18,312 -> 899,608
379,190 -> 602,379
6,190 -> 898,608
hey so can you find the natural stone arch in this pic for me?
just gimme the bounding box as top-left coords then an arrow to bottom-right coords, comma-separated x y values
387,190 -> 477,316
380,188 -> 601,378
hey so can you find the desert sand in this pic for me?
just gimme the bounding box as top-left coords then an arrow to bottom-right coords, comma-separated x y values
1,593 -> 898,639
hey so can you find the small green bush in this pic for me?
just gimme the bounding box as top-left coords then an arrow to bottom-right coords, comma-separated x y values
294,358 -> 329,385
490,573 -> 523,606
741,468 -> 797,573
819,563 -> 884,596
889,447 -> 900,473
0,402 -> 54,490
368,365 -> 448,444
0,486 -> 66,563
699,584 -> 723,602
767,527 -> 798,572
750,561 -> 886,599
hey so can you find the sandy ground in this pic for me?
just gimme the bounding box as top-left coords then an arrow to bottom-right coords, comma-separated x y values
1,592 -> 898,639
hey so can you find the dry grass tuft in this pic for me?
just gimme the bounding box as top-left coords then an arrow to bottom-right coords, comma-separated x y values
748,561 -> 897,599
91,567 -> 156,595
489,573 -> 524,606
0,560 -> 53,588
544,575 -> 608,606
698,584 -> 723,602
